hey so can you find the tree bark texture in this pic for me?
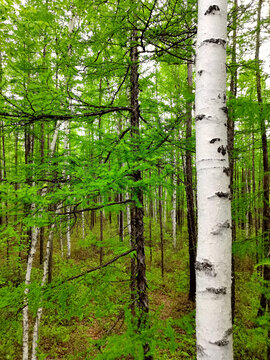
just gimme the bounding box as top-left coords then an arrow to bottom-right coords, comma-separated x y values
228,0 -> 237,323
185,61 -> 196,302
195,0 -> 233,358
130,28 -> 151,359
158,174 -> 164,278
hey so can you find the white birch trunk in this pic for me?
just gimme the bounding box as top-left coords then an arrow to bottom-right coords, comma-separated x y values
64,14 -> 77,259
163,187 -> 167,224
195,0 -> 233,359
31,223 -> 56,360
64,120 -> 71,259
171,155 -> 177,249
154,187 -> 157,221
245,172 -> 250,239
22,219 -> 39,360
59,220 -> 64,258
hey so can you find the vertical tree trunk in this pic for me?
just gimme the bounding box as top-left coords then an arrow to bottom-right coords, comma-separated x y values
185,61 -> 196,302
130,28 -> 151,359
99,209 -> 103,265
228,0 -> 237,321
39,121 -> 45,265
32,222 -> 56,360
22,125 -> 60,360
64,121 -> 71,259
158,169 -> 164,278
149,196 -> 153,264
82,211 -> 85,240
255,5 -> 270,351
171,156 -> 177,249
195,0 -> 233,358
119,195 -> 124,242
126,192 -> 131,236
163,188 -> 167,225
0,52 -> 2,233
1,120 -> 9,262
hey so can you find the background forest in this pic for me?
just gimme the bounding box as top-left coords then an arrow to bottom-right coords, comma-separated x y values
0,0 -> 269,359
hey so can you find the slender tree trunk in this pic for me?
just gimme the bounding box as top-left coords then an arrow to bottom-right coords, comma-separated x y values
255,5 -> 270,351
252,131 -> 259,265
158,169 -> 164,278
99,209 -> 103,265
195,0 -> 233,358
31,222 -> 56,360
39,121 -> 45,265
0,52 -> 2,233
171,158 -> 177,250
82,211 -> 85,240
185,61 -> 196,302
119,193 -> 124,242
163,188 -> 167,225
130,28 -> 151,359
1,121 -> 9,262
64,121 -> 71,259
59,220 -> 64,258
149,197 -> 153,264
126,192 -> 131,236
22,124 -> 60,360
228,0 -> 237,322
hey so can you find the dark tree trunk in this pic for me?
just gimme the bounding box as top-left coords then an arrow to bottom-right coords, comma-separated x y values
185,62 -> 196,302
255,7 -> 270,358
130,28 -> 151,359
48,237 -> 53,284
118,193 -> 124,242
228,0 -> 237,322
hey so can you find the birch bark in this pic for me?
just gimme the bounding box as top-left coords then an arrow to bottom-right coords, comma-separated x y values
22,125 -> 59,360
31,222 -> 57,360
195,0 -> 233,358
171,153 -> 177,250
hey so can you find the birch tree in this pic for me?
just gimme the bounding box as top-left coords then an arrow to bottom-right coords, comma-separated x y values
195,0 -> 233,358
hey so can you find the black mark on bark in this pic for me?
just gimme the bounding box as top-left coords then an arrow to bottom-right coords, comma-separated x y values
206,287 -> 227,295
216,192 -> 229,198
204,5 -> 220,15
221,106 -> 228,114
195,260 -> 217,277
210,138 -> 221,144
210,328 -> 232,347
223,167 -> 230,176
202,38 -> 226,47
219,93 -> 226,103
198,70 -> 203,76
212,339 -> 230,346
211,220 -> 231,235
196,114 -> 206,121
225,328 -> 233,337
197,344 -> 206,356
218,145 -> 227,156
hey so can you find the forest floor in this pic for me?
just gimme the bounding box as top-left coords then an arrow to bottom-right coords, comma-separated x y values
0,221 -> 268,359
